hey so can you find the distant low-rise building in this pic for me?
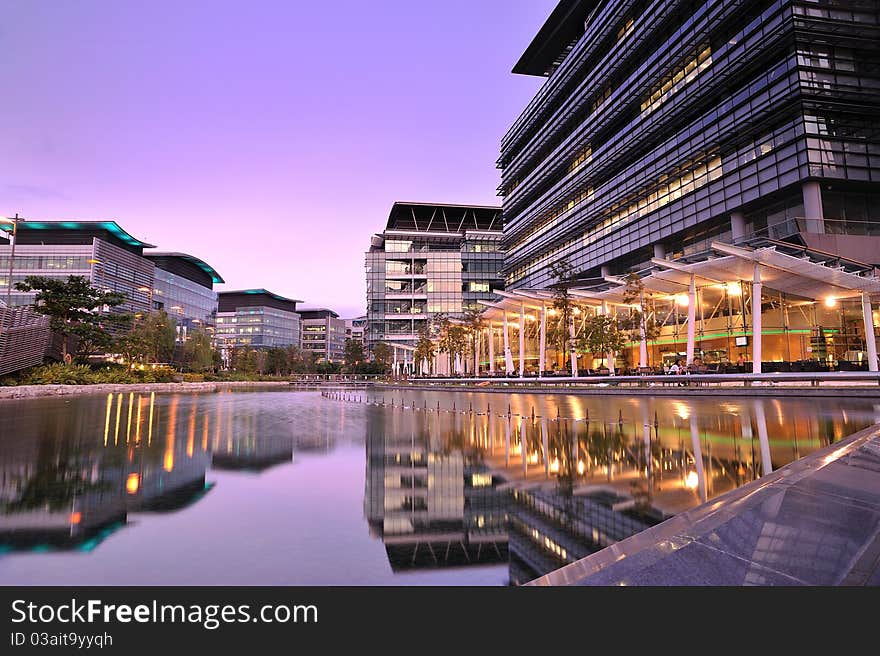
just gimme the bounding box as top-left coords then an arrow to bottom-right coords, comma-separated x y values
215,289 -> 302,359
345,315 -> 367,345
299,308 -> 346,363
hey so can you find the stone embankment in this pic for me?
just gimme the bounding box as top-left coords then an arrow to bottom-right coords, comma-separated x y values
0,381 -> 293,401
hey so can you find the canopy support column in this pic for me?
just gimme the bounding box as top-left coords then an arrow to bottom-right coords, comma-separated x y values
752,264 -> 762,374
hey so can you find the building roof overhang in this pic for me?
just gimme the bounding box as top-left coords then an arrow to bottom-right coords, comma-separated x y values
512,0 -> 598,76
146,251 -> 225,284
7,220 -> 156,248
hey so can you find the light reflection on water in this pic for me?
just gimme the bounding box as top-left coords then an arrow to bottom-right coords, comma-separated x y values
0,389 -> 876,585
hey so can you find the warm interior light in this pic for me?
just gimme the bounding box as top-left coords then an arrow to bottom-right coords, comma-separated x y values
547,308 -> 557,316
685,471 -> 699,489
577,460 -> 585,475
824,297 -> 837,308
675,293 -> 690,307
726,282 -> 742,296
572,307 -> 582,315
69,511 -> 82,525
549,457 -> 560,473
126,473 -> 140,494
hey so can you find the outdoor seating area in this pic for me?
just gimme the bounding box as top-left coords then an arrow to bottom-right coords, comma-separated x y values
408,241 -> 879,380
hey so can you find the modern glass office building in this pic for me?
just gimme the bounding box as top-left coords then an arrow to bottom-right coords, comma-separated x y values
491,0 -> 880,373
365,202 -> 505,358
345,315 -> 367,345
0,221 -> 156,316
501,0 -> 880,285
215,289 -> 302,354
298,308 -> 347,363
145,252 -> 223,341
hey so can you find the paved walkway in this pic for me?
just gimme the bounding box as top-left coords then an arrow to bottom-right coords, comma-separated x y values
528,423 -> 880,585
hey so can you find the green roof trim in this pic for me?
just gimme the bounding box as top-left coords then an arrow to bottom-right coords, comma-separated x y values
223,289 -> 304,304
10,220 -> 156,248
146,252 -> 225,284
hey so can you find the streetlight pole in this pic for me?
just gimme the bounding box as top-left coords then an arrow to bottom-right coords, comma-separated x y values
2,213 -> 24,306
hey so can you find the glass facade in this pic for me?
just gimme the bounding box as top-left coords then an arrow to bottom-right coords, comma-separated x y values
365,203 -> 505,354
215,307 -> 301,349
300,310 -> 347,362
345,315 -> 367,344
0,240 -> 154,316
500,0 -> 880,289
152,267 -> 218,341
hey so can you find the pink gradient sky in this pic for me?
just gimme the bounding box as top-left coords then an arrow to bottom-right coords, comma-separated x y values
0,1 -> 554,317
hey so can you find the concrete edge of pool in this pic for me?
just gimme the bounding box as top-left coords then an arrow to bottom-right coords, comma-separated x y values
526,422 -> 880,586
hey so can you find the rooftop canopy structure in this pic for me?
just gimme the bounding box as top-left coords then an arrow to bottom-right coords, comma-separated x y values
8,220 -> 155,255
475,240 -> 880,377
217,289 -> 302,314
384,202 -> 502,234
145,252 -> 224,287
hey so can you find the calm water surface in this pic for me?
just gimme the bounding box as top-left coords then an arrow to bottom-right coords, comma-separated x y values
0,389 -> 877,585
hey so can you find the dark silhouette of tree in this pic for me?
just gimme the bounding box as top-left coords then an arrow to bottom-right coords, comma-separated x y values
15,275 -> 127,362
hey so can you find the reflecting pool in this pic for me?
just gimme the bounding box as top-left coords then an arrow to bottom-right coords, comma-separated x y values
0,389 -> 877,585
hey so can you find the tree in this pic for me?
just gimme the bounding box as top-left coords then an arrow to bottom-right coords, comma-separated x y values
266,347 -> 289,376
254,349 -> 268,375
230,346 -> 252,372
302,350 -> 319,373
462,308 -> 484,374
434,314 -> 467,374
285,345 -> 304,373
579,314 -> 627,369
372,341 -> 392,372
548,261 -> 579,369
619,273 -> 660,366
414,324 -> 436,374
14,275 -> 127,362
184,330 -> 215,372
343,338 -> 365,369
77,312 -> 133,361
136,310 -> 177,363
115,326 -> 151,364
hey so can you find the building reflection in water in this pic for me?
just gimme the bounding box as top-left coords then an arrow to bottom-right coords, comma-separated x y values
209,394 -> 294,472
0,391 -> 298,551
1,390 -> 876,583
366,391 -> 879,582
364,407 -> 509,570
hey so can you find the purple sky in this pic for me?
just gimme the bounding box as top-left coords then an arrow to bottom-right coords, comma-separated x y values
1,1 -> 554,318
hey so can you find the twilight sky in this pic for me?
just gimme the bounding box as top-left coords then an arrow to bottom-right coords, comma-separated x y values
0,1 -> 555,318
